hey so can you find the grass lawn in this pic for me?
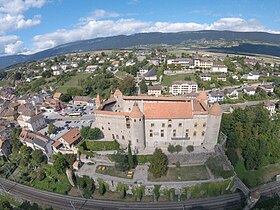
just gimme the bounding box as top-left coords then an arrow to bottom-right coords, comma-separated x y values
96,165 -> 130,179
56,73 -> 90,93
80,140 -> 120,152
148,165 -> 210,182
162,74 -> 196,86
235,160 -> 280,188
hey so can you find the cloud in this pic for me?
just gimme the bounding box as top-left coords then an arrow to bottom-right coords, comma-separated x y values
0,35 -> 23,55
0,0 -> 46,55
31,16 -> 279,53
79,9 -> 120,24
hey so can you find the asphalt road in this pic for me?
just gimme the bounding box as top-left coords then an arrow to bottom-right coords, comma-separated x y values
1,178 -> 280,210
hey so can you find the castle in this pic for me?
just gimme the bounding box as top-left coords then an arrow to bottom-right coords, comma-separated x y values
94,89 -> 222,153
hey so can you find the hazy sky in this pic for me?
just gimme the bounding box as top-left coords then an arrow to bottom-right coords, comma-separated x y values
0,0 -> 279,55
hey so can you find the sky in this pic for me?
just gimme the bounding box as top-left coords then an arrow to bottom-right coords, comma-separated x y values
0,0 -> 280,56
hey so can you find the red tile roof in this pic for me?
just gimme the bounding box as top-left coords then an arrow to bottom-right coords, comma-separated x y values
144,102 -> 193,119
60,128 -> 81,145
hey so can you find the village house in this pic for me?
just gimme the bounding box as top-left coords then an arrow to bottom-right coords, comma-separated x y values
169,81 -> 198,95
143,69 -> 157,81
19,130 -> 53,156
209,91 -> 224,103
147,86 -> 162,97
225,88 -> 239,99
199,74 -> 211,81
243,87 -> 257,96
217,74 -> 227,82
260,85 -> 274,93
241,72 -> 260,80
52,128 -> 82,154
211,61 -> 228,73
263,101 -> 276,117
73,96 -> 95,107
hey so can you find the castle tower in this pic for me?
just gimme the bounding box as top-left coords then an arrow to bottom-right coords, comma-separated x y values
95,93 -> 102,108
113,89 -> 124,112
203,103 -> 223,151
197,90 -> 208,104
129,103 -> 145,152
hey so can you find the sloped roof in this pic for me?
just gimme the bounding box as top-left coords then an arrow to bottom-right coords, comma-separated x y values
144,102 -> 193,119
197,91 -> 208,101
209,103 -> 223,116
144,68 -> 157,77
129,104 -> 143,118
60,128 -> 81,145
114,89 -> 123,96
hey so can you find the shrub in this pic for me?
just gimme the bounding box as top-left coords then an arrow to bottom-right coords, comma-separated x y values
175,145 -> 182,153
168,144 -> 176,153
186,145 -> 194,153
175,161 -> 181,168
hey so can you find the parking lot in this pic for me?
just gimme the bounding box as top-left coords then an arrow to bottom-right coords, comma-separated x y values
39,104 -> 96,140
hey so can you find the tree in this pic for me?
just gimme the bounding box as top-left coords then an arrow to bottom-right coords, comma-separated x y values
48,123 -> 56,134
139,80 -> 148,93
80,126 -> 90,139
0,200 -> 13,210
31,150 -> 46,166
175,145 -> 182,153
149,148 -> 168,178
186,145 -> 194,153
98,179 -> 106,195
117,183 -> 129,199
14,72 -> 22,80
115,153 -> 129,172
127,143 -> 134,169
19,145 -> 32,161
119,76 -> 136,96
153,185 -> 161,201
88,127 -> 102,140
167,144 -> 176,153
53,153 -> 68,173
60,93 -> 72,102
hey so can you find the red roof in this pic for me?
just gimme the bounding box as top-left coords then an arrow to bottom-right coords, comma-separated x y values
144,102 -> 193,119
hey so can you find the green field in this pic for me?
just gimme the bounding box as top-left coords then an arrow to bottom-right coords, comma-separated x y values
148,165 -> 210,182
162,74 -> 196,86
56,73 -> 90,93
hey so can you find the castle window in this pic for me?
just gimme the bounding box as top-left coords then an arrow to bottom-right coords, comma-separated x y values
168,119 -> 172,122
203,123 -> 206,127
139,118 -> 141,121
116,135 -> 119,139
193,131 -> 197,136
185,129 -> 189,138
162,123 -> 165,128
194,123 -> 198,127
149,130 -> 153,137
112,134 -> 115,139
151,123 -> 154,127
173,129 -> 176,137
108,122 -> 110,125
128,108 -> 131,111
168,124 -> 172,128
134,119 -> 136,122
122,135 -> 125,140
179,123 -> 182,127
161,129 -> 164,137
136,139 -> 139,143
108,127 -> 111,131
202,131 -> 205,136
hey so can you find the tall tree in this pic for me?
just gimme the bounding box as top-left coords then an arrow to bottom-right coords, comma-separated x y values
48,123 -> 56,134
149,148 -> 168,178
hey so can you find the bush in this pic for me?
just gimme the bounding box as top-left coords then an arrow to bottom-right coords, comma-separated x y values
175,145 -> 182,153
154,185 -> 161,201
175,161 -> 181,168
186,145 -> 194,153
168,144 -> 176,153
226,147 -> 239,167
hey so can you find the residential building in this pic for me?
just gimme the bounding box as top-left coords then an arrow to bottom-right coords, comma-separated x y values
169,81 -> 198,95
217,75 -> 227,82
19,130 -> 53,156
52,128 -> 82,154
260,85 -> 274,93
148,86 -> 162,97
143,69 -> 157,81
199,74 -> 211,81
263,101 -> 276,117
241,72 -> 260,80
94,89 -> 222,153
167,58 -> 193,67
193,58 -> 213,69
243,87 -> 257,96
211,62 -> 228,73
209,91 -> 224,103
225,89 -> 239,99
73,96 -> 95,106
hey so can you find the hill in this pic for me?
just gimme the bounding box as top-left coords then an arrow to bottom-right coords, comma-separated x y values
1,30 -> 280,69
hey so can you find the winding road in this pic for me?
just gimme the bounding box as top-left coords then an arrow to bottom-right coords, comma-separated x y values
0,178 -> 280,210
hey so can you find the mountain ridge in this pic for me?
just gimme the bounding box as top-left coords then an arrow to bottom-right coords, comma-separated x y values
2,30 -> 280,69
